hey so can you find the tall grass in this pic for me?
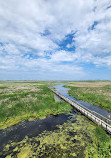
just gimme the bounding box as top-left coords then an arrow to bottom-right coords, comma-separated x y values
88,126 -> 111,157
66,85 -> 111,112
0,84 -> 71,129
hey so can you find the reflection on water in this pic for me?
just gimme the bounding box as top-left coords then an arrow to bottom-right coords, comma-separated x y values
54,84 -> 111,119
1,83 -> 106,158
54,94 -> 63,102
0,111 -> 95,158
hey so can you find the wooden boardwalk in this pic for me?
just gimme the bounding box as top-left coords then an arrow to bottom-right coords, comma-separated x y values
48,86 -> 111,134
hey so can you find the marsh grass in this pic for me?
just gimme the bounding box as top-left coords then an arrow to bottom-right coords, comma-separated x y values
0,86 -> 8,89
0,82 -> 71,129
65,82 -> 111,157
66,83 -> 111,112
87,126 -> 111,158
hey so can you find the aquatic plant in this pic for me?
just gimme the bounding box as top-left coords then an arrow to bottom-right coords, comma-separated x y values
0,82 -> 71,129
65,83 -> 111,112
86,126 -> 111,158
1,114 -> 96,158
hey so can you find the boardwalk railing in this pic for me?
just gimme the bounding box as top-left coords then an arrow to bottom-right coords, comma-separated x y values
48,86 -> 111,134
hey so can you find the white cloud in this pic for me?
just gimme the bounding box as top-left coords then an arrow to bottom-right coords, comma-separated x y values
0,0 -> 111,80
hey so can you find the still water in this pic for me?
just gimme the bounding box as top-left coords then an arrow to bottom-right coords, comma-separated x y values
54,84 -> 111,120
0,111 -> 96,158
1,83 -> 103,158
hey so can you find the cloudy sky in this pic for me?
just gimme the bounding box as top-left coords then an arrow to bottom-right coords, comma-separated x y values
0,0 -> 111,80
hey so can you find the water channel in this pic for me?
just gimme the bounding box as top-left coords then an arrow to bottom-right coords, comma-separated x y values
0,83 -> 110,158
54,84 -> 111,120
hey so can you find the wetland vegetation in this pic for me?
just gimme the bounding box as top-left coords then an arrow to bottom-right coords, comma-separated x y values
0,81 -> 111,158
1,112 -> 111,158
66,81 -> 111,112
0,81 -> 71,129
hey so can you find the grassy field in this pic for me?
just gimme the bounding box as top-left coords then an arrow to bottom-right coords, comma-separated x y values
0,81 -> 111,157
65,81 -> 111,157
66,81 -> 111,112
0,81 -> 71,129
86,125 -> 111,158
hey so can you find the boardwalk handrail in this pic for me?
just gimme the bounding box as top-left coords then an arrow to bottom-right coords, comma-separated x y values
48,86 -> 111,134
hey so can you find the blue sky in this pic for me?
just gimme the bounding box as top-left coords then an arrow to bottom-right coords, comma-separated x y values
0,0 -> 111,80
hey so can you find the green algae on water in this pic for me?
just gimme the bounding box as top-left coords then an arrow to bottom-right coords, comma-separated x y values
2,114 -> 95,158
